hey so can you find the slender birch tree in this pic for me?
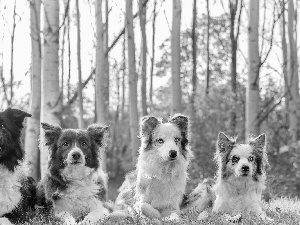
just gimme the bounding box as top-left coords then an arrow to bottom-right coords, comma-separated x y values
190,0 -> 197,119
95,0 -> 105,124
280,0 -> 289,122
103,0 -> 109,117
76,0 -> 84,129
140,0 -> 147,116
246,0 -> 260,137
41,0 -> 61,178
126,0 -> 139,167
205,0 -> 210,95
25,0 -> 41,181
171,0 -> 182,114
287,0 -> 299,142
149,0 -> 157,113
95,0 -> 108,171
229,0 -> 242,136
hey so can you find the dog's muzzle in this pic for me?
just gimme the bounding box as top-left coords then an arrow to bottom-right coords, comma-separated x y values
69,150 -> 84,165
241,165 -> 249,176
169,150 -> 177,160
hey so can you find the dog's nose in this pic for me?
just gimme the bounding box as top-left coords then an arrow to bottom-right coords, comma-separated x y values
169,150 -> 177,159
241,165 -> 249,172
72,152 -> 81,160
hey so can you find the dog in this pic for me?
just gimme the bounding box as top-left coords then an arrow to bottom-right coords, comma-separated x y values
115,114 -> 192,220
183,132 -> 271,222
0,108 -> 36,225
39,123 -> 110,225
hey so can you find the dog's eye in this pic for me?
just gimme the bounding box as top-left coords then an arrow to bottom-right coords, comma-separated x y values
174,137 -> 181,144
62,142 -> 69,147
157,139 -> 164,144
248,156 -> 254,162
232,155 -> 239,163
0,123 -> 4,129
81,141 -> 87,146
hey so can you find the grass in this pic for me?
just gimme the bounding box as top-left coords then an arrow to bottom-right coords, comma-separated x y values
18,197 -> 300,225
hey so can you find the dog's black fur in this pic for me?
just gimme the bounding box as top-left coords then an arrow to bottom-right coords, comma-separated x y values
0,108 -> 36,224
38,123 -> 109,223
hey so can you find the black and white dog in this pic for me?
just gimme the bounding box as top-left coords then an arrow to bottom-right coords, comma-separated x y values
0,108 -> 36,225
39,123 -> 110,225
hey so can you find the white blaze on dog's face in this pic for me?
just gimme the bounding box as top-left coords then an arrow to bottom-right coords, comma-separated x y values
152,123 -> 182,161
139,114 -> 191,163
216,133 -> 267,181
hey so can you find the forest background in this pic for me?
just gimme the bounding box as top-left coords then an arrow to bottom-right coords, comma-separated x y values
0,0 -> 300,200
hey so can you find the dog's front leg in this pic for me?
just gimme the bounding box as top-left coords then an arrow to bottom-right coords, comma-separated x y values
0,217 -> 14,225
79,206 -> 109,225
56,211 -> 77,225
139,202 -> 161,219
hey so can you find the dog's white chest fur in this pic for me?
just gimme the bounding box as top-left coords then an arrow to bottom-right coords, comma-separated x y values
213,178 -> 264,215
0,165 -> 22,216
54,167 -> 106,219
137,165 -> 187,216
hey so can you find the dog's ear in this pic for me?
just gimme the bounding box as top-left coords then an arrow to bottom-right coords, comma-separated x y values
4,108 -> 32,128
249,133 -> 266,151
140,116 -> 161,138
217,132 -> 235,153
87,124 -> 109,148
41,123 -> 62,146
168,114 -> 189,134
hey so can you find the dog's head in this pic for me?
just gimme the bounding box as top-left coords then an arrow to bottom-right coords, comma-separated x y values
41,123 -> 109,180
216,132 -> 267,181
139,114 -> 191,163
0,108 -> 31,170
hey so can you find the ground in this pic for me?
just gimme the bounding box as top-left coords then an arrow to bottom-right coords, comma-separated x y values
18,197 -> 300,225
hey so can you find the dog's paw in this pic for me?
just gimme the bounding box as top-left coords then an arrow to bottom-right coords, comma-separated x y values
164,212 -> 181,221
140,203 -> 161,219
0,218 -> 14,225
197,210 -> 209,221
224,213 -> 242,223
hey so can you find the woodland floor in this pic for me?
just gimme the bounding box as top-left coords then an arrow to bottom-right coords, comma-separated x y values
18,197 -> 300,225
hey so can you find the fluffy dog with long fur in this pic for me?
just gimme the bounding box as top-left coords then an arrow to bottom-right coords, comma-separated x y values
39,123 -> 110,225
115,114 -> 192,220
213,132 -> 269,219
183,132 -> 271,221
0,108 -> 36,225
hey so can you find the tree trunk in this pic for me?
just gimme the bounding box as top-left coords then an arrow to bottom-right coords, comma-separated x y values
122,28 -> 126,120
140,0 -> 147,116
205,0 -> 210,96
171,0 -> 182,114
9,0 -> 17,106
104,0 -> 110,118
126,0 -> 139,168
25,0 -> 41,181
287,0 -> 299,142
95,0 -> 108,171
76,0 -> 84,129
190,0 -> 197,119
280,0 -> 289,123
67,8 -> 71,102
95,0 -> 106,124
229,0 -> 242,136
246,0 -> 260,137
149,0 -> 157,113
41,0 -> 62,179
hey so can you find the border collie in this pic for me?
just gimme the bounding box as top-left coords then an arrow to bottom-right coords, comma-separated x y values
39,123 -> 110,225
0,108 -> 35,225
115,114 -> 192,220
183,132 -> 271,221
